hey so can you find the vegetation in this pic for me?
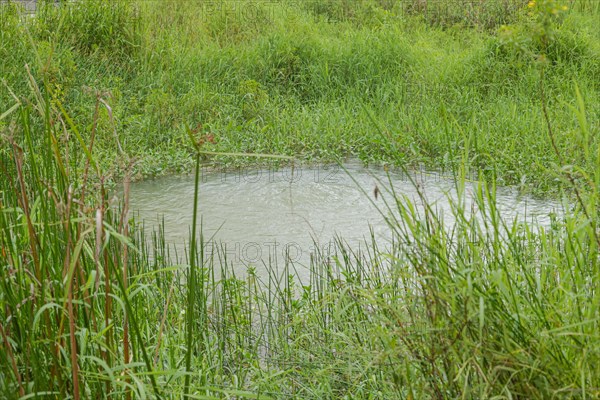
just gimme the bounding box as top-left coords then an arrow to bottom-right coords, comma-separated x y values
1,0 -> 600,399
1,0 -> 599,191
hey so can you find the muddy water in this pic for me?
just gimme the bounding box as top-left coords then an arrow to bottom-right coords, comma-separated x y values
128,163 -> 563,281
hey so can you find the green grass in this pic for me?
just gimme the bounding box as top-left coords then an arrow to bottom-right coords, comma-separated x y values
1,0 -> 598,193
2,0 -> 600,398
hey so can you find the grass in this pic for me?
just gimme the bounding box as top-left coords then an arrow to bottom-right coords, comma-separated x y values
0,0 -> 598,193
1,0 -> 600,398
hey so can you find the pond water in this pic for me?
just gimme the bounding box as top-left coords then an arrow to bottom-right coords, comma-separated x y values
128,162 -> 563,281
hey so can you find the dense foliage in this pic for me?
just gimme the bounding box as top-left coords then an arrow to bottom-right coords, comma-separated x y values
1,0 -> 598,190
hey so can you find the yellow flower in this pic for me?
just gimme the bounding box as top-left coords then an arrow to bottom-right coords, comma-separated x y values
561,5 -> 568,10
528,0 -> 536,8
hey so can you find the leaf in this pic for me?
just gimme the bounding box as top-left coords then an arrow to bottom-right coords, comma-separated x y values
0,102 -> 20,121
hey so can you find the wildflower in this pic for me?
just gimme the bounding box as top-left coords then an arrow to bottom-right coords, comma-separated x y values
528,0 -> 536,8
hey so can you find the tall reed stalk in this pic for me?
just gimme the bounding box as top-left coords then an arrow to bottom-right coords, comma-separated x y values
183,132 -> 202,398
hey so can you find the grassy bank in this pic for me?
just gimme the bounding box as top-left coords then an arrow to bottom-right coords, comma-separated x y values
2,1 -> 600,399
1,0 -> 599,192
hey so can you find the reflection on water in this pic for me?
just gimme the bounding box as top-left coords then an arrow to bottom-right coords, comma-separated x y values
128,163 -> 563,279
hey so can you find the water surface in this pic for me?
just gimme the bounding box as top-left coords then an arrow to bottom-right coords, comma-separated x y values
128,163 -> 562,280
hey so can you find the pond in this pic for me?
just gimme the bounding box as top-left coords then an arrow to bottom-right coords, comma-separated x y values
128,162 -> 563,281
